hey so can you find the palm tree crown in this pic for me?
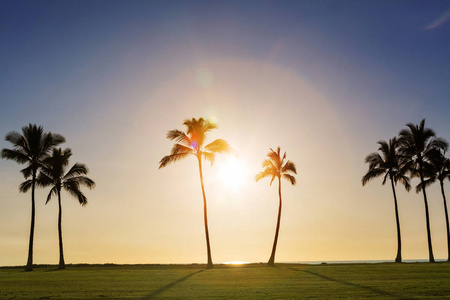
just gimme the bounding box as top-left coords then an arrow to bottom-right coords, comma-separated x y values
255,147 -> 297,186
38,148 -> 95,205
159,118 -> 231,168
398,119 -> 448,171
1,124 -> 65,179
362,138 -> 411,190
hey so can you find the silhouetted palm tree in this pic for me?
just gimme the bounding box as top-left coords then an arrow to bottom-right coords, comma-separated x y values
362,138 -> 411,263
159,118 -> 231,269
37,148 -> 95,269
1,124 -> 65,271
398,119 -> 448,262
256,147 -> 297,267
416,152 -> 450,261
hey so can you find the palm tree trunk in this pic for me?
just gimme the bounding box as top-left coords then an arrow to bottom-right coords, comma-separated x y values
419,162 -> 435,263
198,157 -> 213,269
390,177 -> 402,263
25,171 -> 36,272
57,189 -> 65,269
440,181 -> 450,261
268,177 -> 282,266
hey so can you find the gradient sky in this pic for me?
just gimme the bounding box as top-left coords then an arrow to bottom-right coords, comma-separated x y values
1,0 -> 450,266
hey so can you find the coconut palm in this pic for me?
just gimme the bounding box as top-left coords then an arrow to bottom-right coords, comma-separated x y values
1,124 -> 65,271
159,118 -> 231,269
36,147 -> 95,269
362,138 -> 411,263
398,119 -> 448,262
256,147 -> 297,266
416,152 -> 450,261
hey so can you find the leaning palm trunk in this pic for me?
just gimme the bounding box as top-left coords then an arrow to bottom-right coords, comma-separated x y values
440,181 -> 450,261
25,171 -> 37,272
419,163 -> 435,263
268,178 -> 282,266
198,157 -> 213,269
57,189 -> 65,269
390,176 -> 402,263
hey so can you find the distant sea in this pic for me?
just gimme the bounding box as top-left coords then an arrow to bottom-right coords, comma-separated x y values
277,259 -> 448,264
221,259 -> 447,265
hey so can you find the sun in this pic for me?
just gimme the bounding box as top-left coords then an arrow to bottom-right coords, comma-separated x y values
218,156 -> 249,191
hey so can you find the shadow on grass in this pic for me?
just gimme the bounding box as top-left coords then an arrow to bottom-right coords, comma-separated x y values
143,270 -> 204,298
290,268 -> 409,300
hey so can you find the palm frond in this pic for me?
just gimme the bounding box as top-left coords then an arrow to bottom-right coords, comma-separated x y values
281,160 -> 297,174
430,137 -> 449,152
159,153 -> 191,169
19,180 -> 33,193
269,175 -> 276,186
1,148 -> 29,164
64,181 -> 88,206
65,176 -> 96,189
282,174 -> 296,185
204,139 -> 231,153
167,130 -> 191,145
62,162 -> 89,180
203,152 -> 216,166
4,131 -> 24,147
170,143 -> 194,156
382,172 -> 389,185
45,187 -> 58,204
415,178 -> 435,193
362,168 -> 385,186
255,170 -> 273,182
262,158 -> 276,171
397,175 -> 411,192
20,165 -> 34,179
365,152 -> 383,166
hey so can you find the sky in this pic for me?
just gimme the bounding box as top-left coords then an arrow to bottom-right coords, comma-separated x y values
1,0 -> 450,266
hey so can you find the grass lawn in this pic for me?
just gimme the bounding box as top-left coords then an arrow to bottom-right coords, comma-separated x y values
1,262 -> 450,299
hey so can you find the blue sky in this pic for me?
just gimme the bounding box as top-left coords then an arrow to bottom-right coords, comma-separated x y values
1,0 -> 450,265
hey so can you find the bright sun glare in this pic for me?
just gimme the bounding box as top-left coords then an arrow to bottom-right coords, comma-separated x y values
219,156 -> 249,191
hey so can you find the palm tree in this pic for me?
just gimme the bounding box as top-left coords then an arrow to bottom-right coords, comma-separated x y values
256,147 -> 297,267
36,147 -> 95,269
398,119 -> 448,262
416,152 -> 450,261
1,124 -> 65,271
159,118 -> 231,269
362,138 -> 411,263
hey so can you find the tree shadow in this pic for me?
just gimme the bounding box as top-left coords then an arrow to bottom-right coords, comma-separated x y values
142,270 -> 204,298
290,268 -> 410,300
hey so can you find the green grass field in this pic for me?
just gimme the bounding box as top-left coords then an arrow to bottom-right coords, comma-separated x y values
1,262 -> 450,299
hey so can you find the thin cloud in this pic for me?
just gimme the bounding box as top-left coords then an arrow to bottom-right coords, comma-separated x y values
424,9 -> 450,30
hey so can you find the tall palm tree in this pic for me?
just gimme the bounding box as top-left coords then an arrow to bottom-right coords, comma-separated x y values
36,147 -> 95,269
1,124 -> 65,271
256,147 -> 297,267
362,138 -> 411,263
159,118 -> 231,269
416,152 -> 450,261
398,119 -> 448,262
